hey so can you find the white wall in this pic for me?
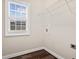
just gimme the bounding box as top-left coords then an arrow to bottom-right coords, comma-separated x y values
2,0 -> 44,56
3,0 -> 76,59
41,0 -> 76,59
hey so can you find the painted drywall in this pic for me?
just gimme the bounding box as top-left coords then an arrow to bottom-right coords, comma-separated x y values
3,0 -> 76,59
41,0 -> 76,59
2,0 -> 44,56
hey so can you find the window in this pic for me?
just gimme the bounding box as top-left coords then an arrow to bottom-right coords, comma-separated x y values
5,1 -> 30,36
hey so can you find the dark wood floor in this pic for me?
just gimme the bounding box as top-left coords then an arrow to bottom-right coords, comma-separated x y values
9,49 -> 57,59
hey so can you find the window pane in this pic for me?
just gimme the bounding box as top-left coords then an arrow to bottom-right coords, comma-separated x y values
10,21 -> 15,25
16,21 -> 21,25
15,12 -> 20,18
16,25 -> 21,30
16,21 -> 21,30
22,21 -> 26,25
21,25 -> 26,30
10,11 -> 15,17
10,26 -> 15,30
10,3 -> 16,10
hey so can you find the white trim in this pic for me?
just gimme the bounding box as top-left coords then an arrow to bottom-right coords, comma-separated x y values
43,47 -> 64,59
2,47 -> 44,59
2,47 -> 64,59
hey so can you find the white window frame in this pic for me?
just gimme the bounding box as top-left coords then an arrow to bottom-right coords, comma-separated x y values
5,1 -> 31,36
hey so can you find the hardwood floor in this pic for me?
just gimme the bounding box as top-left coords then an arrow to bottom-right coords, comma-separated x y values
9,49 -> 58,59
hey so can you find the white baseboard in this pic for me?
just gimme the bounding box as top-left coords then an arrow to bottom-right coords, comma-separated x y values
43,47 -> 64,59
2,47 -> 64,59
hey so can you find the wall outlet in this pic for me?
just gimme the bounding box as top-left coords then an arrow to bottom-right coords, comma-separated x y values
72,58 -> 75,59
46,28 -> 48,32
71,44 -> 76,49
